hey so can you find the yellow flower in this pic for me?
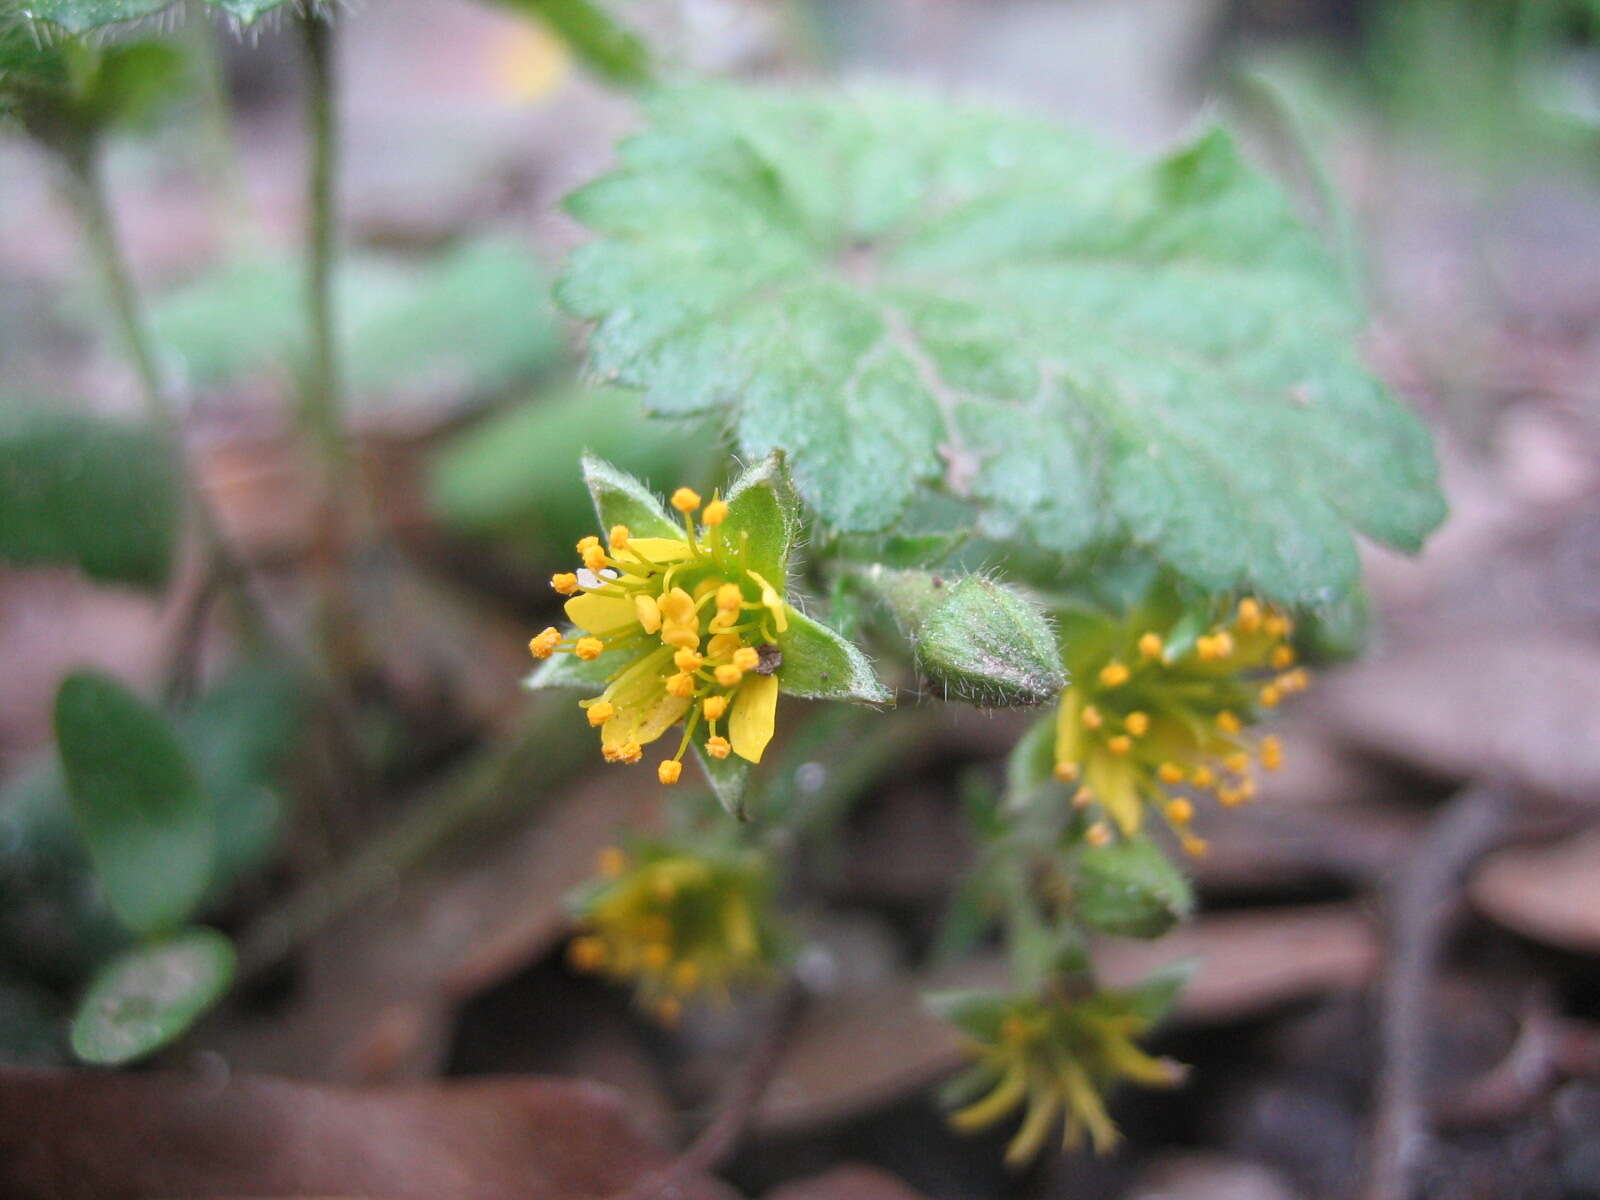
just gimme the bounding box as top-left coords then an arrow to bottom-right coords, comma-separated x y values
566,842 -> 778,1018
940,990 -> 1185,1164
1049,593 -> 1308,850
533,482 -> 795,781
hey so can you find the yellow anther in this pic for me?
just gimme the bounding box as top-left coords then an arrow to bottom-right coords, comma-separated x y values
732,646 -> 760,672
619,742 -> 643,764
701,695 -> 727,721
601,744 -> 626,763
1191,766 -> 1215,789
1236,598 -> 1263,633
659,588 -> 696,624
1264,614 -> 1291,639
656,995 -> 683,1026
582,544 -> 609,571
1138,632 -> 1164,660
656,758 -> 682,785
575,637 -> 605,661
528,627 -> 561,659
634,593 -> 662,634
663,625 -> 700,651
714,663 -> 743,687
1157,762 -> 1185,785
706,632 -> 742,659
1197,631 -> 1235,661
1085,822 -> 1113,847
609,525 -> 630,551
568,935 -> 607,972
716,583 -> 743,611
1000,1014 -> 1031,1043
705,735 -> 731,760
671,487 -> 701,513
598,846 -> 627,877
1098,661 -> 1130,688
1181,833 -> 1210,858
1053,761 -> 1080,783
1165,797 -> 1194,824
1224,751 -> 1251,775
666,672 -> 696,699
673,648 -> 703,672
1081,705 -> 1103,730
1072,786 -> 1095,808
1108,734 -> 1133,756
1271,645 -> 1296,670
551,572 -> 580,595
702,498 -> 728,526
1217,786 -> 1245,807
1278,668 -> 1310,694
1259,684 -> 1282,708
576,535 -> 600,555
642,943 -> 672,970
586,700 -> 615,727
1260,735 -> 1283,771
1216,710 -> 1241,735
709,608 -> 738,631
1125,711 -> 1150,737
672,960 -> 700,993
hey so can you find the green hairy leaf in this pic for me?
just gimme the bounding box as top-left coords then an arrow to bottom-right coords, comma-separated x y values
23,0 -> 293,34
54,672 -> 212,937
70,927 -> 236,1064
559,85 -> 1447,604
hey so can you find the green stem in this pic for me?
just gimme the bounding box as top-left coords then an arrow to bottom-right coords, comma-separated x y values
183,1 -> 256,246
298,6 -> 345,470
64,146 -> 171,426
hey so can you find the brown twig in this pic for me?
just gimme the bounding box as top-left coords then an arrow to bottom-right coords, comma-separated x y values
616,978 -> 806,1200
1361,780 -> 1516,1200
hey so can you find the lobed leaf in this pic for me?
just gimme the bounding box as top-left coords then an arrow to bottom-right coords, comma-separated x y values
558,85 -> 1448,604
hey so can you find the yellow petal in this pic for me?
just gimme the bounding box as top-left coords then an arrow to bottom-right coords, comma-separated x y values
745,570 -> 788,633
1085,750 -> 1142,835
565,591 -> 637,635
620,537 -> 691,565
728,672 -> 779,763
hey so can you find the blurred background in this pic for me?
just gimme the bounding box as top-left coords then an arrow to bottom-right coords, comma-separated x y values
2,1 -> 1600,1198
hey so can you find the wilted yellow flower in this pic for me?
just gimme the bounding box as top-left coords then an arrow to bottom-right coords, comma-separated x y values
1051,594 -> 1307,853
938,989 -> 1185,1164
566,842 -> 778,1021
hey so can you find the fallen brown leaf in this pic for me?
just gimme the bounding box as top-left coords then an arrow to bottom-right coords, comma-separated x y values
1470,826 -> 1600,953
0,1068 -> 737,1200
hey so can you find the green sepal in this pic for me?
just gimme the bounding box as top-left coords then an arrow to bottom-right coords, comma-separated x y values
723,451 -> 798,583
689,721 -> 751,820
579,451 -> 682,540
776,608 -> 892,705
523,637 -> 629,691
1122,959 -> 1197,1026
923,987 -> 1013,1041
1070,834 -> 1194,940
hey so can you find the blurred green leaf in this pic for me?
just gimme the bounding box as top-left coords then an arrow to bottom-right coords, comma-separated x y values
152,238 -> 562,409
0,408 -> 179,589
174,659 -> 303,887
69,927 -> 235,1065
75,40 -> 185,130
559,85 -> 1447,605
54,672 -> 211,937
427,384 -> 712,556
0,977 -> 69,1066
1071,835 -> 1193,940
491,0 -> 651,86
